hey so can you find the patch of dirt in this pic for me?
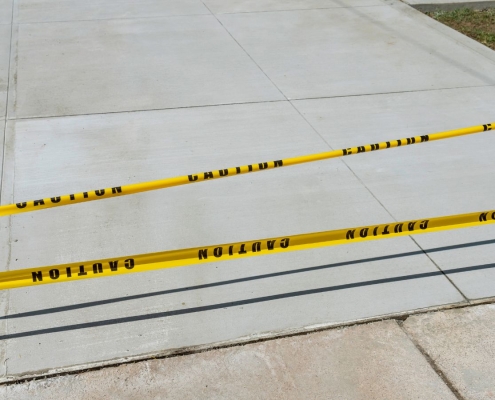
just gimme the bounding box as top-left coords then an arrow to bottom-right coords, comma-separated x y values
426,8 -> 495,50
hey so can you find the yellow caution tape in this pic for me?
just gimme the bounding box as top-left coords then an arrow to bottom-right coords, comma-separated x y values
1,208 -> 494,291
0,123 -> 492,218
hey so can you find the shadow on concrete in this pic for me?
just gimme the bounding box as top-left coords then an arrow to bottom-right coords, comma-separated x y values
0,239 -> 494,340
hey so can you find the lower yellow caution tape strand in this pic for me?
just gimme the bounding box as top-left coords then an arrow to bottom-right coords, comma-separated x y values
0,122 -> 492,218
1,209 -> 494,291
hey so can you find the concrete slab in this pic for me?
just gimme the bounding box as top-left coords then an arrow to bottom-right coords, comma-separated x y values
403,304 -> 495,400
293,85 -> 495,300
0,115 -> 13,271
0,320 -> 457,400
0,102 -> 462,378
217,5 -> 495,100
0,221 -> 9,360
203,0 -> 384,14
0,119 -> 8,272
0,0 -> 12,24
8,15 -> 284,119
0,289 -> 6,379
0,119 -> 9,382
13,0 -> 210,24
0,24 -> 11,117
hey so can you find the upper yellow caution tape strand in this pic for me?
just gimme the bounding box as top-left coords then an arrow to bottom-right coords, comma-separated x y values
0,123 -> 492,218
1,208 -> 494,291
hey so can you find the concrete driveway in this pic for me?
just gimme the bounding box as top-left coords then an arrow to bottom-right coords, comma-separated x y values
1,0 -> 495,380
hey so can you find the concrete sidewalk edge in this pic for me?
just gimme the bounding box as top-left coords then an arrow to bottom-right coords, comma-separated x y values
3,296 -> 495,386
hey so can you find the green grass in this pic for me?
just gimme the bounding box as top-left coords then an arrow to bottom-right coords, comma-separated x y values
427,8 -> 495,50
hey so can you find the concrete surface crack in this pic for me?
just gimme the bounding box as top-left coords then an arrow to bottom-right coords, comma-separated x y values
398,320 -> 466,400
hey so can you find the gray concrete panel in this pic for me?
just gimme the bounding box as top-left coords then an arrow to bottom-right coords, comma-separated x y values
0,289 -> 6,379
2,102 -> 462,378
293,85 -> 495,300
0,24 -> 11,116
1,320 -> 457,400
0,119 -> 9,275
0,120 -> 8,380
203,0 -> 384,14
218,6 -> 495,100
413,230 -> 495,300
0,0 -> 12,24
9,15 -> 284,119
404,304 -> 495,400
14,0 -> 209,23
0,119 -> 8,273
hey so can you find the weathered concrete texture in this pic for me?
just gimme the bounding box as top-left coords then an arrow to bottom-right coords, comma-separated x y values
13,0 -> 209,23
0,121 -> 7,380
0,210 -> 8,275
0,1 -> 12,24
293,85 -> 495,300
203,0 -> 384,14
0,119 -> 8,273
1,0 -> 493,381
0,24 -> 11,116
9,15 -> 283,119
1,101 -> 462,377
0,320 -> 457,400
218,5 -> 495,100
405,0 -> 495,12
404,304 -> 495,400
0,291 -> 7,379
0,0 -> 12,24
